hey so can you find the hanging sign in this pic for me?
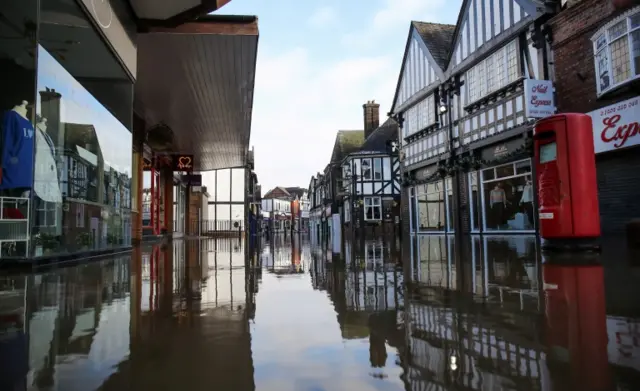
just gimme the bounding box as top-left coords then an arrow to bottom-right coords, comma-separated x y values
142,158 -> 153,171
171,154 -> 194,171
524,79 -> 555,118
182,174 -> 202,186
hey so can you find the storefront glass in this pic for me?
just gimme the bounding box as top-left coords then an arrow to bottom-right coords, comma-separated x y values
480,159 -> 534,232
415,178 -> 455,232
32,44 -> 132,255
469,171 -> 481,232
0,0 -> 38,259
173,182 -> 186,233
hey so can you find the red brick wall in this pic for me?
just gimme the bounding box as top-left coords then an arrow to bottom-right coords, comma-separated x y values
548,0 -> 638,114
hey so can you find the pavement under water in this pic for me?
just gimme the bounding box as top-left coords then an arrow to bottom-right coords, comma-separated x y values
0,233 -> 639,391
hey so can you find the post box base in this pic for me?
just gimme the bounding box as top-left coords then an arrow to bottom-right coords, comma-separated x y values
540,237 -> 601,254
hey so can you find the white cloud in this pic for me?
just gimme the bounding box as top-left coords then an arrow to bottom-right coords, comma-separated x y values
251,46 -> 397,190
342,0 -> 448,49
308,6 -> 338,28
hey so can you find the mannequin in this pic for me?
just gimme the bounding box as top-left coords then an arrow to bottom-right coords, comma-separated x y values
0,100 -> 35,197
520,178 -> 534,228
489,183 -> 508,229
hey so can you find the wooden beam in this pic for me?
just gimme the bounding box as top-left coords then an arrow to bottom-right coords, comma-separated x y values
145,19 -> 258,36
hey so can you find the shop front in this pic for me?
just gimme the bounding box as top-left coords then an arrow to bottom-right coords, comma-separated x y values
588,95 -> 640,234
0,0 -> 135,260
469,136 -> 535,234
408,164 -> 456,235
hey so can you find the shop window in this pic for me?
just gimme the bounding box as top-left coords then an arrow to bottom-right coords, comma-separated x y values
31,44 -> 132,256
364,196 -> 382,221
469,172 -> 482,231
480,159 -> 535,231
231,168 -> 245,203
0,0 -> 38,259
592,9 -> 640,96
416,180 -> 446,232
446,177 -> 455,232
410,187 -> 418,233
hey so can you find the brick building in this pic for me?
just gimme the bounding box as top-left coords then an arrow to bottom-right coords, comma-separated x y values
549,0 -> 640,234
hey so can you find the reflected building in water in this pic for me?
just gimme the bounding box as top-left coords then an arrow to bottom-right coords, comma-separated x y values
0,238 -> 259,391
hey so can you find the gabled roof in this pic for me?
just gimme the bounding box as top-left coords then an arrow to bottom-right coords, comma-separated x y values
412,21 -> 456,70
330,130 -> 365,163
390,21 -> 455,114
359,118 -> 399,154
285,187 -> 306,200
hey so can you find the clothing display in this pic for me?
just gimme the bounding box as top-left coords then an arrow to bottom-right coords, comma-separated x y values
520,182 -> 534,228
489,187 -> 507,228
0,109 -> 35,190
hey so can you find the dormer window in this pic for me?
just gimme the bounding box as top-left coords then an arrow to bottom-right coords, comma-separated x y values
591,7 -> 640,96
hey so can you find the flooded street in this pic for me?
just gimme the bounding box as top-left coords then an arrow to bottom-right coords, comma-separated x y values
1,235 -> 639,390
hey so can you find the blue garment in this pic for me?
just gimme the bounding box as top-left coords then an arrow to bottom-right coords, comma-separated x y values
0,110 -> 35,190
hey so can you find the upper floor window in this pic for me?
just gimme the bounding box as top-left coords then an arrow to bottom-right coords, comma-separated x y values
592,9 -> 640,96
466,40 -> 519,104
362,159 -> 372,180
403,94 -> 435,138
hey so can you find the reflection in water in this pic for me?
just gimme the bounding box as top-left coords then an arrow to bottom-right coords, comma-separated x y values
0,235 -> 638,390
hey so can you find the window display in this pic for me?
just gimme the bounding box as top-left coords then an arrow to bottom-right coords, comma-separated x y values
481,159 -> 535,231
415,179 -> 455,232
32,45 -> 132,255
0,0 -> 38,259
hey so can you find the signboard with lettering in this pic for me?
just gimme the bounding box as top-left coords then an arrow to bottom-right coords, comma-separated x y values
171,155 -> 194,172
415,165 -> 436,181
182,174 -> 202,186
524,79 -> 555,118
588,96 -> 640,154
480,137 -> 525,161
142,158 -> 153,171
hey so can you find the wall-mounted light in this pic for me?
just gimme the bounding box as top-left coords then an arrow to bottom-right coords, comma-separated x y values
439,104 -> 448,114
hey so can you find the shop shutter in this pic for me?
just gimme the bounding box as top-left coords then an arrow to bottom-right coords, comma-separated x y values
596,149 -> 640,235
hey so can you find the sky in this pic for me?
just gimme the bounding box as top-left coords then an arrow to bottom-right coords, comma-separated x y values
215,0 -> 462,192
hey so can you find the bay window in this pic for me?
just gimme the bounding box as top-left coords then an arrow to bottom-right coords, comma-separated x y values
592,9 -> 640,96
364,196 -> 382,221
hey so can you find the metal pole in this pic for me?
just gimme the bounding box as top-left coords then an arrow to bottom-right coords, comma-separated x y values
446,83 -> 464,243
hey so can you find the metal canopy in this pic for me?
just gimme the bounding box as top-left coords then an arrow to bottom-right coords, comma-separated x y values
135,16 -> 259,170
128,0 -> 233,26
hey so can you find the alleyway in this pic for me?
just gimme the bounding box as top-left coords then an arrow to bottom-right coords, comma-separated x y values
1,236 -> 639,390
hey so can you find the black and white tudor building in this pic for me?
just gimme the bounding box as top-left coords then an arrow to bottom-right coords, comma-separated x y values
342,117 -> 402,233
391,0 -> 555,236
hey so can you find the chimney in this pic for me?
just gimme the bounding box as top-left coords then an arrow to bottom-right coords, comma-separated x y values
363,100 -> 380,140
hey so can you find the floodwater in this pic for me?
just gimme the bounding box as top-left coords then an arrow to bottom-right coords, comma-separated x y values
0,234 -> 639,391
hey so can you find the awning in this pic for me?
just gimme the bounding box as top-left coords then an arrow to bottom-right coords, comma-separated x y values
128,0 -> 233,26
135,15 -> 259,170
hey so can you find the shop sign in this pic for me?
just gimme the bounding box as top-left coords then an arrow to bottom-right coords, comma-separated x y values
415,166 -> 436,181
142,158 -> 153,171
480,137 -> 525,161
182,174 -> 202,186
172,154 -> 194,171
80,0 -> 137,79
524,79 -> 555,118
588,96 -> 640,154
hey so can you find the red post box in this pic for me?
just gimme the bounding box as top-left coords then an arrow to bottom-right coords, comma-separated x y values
534,114 -> 600,239
543,259 -> 610,390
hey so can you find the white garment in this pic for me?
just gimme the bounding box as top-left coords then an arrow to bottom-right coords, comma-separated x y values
33,127 -> 62,203
520,184 -> 533,204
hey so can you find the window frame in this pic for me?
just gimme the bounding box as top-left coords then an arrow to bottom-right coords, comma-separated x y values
466,40 -> 520,105
591,8 -> 640,96
363,196 -> 382,221
361,158 -> 372,180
